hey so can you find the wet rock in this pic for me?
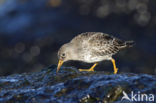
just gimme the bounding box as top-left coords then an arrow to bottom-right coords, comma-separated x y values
0,65 -> 156,103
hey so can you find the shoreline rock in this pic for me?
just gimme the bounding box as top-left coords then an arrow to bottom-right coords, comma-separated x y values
0,65 -> 156,103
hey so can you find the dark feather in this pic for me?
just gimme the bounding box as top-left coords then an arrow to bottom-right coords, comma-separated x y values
125,41 -> 135,47
71,32 -> 134,57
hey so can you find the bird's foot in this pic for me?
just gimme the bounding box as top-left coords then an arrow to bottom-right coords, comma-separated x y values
114,67 -> 118,74
79,63 -> 97,72
79,68 -> 94,72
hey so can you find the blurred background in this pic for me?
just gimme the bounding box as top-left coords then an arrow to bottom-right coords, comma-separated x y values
0,0 -> 156,76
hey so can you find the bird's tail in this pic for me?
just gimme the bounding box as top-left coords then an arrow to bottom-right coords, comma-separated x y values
125,41 -> 135,48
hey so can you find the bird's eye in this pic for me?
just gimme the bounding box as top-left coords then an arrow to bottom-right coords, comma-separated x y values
62,53 -> 65,57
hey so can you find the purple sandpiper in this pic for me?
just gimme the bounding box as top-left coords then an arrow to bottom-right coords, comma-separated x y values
57,32 -> 134,74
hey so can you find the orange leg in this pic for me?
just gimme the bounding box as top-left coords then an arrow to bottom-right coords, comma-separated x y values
111,58 -> 118,74
79,63 -> 98,72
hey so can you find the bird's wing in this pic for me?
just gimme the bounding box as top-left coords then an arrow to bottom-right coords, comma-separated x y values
70,32 -> 126,56
88,33 -> 124,56
70,32 -> 100,43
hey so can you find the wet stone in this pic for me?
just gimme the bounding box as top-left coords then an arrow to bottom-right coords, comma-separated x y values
0,65 -> 156,103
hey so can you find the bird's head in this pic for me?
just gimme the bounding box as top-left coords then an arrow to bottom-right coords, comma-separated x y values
57,43 -> 74,72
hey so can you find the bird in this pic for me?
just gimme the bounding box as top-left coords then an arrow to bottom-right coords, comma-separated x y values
57,32 -> 134,74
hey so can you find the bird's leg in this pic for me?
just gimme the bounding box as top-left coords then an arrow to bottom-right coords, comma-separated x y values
111,58 -> 118,74
79,63 -> 98,72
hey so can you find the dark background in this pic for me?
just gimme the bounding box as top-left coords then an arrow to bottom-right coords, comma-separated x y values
0,0 -> 156,76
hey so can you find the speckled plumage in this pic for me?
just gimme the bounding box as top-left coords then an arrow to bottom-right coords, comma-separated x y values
57,32 -> 134,73
67,32 -> 133,63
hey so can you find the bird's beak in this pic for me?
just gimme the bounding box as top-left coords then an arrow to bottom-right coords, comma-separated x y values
57,60 -> 64,72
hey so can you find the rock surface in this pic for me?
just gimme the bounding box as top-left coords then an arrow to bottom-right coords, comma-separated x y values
0,65 -> 156,103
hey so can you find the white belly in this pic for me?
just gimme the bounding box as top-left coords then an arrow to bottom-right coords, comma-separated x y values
83,54 -> 112,63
